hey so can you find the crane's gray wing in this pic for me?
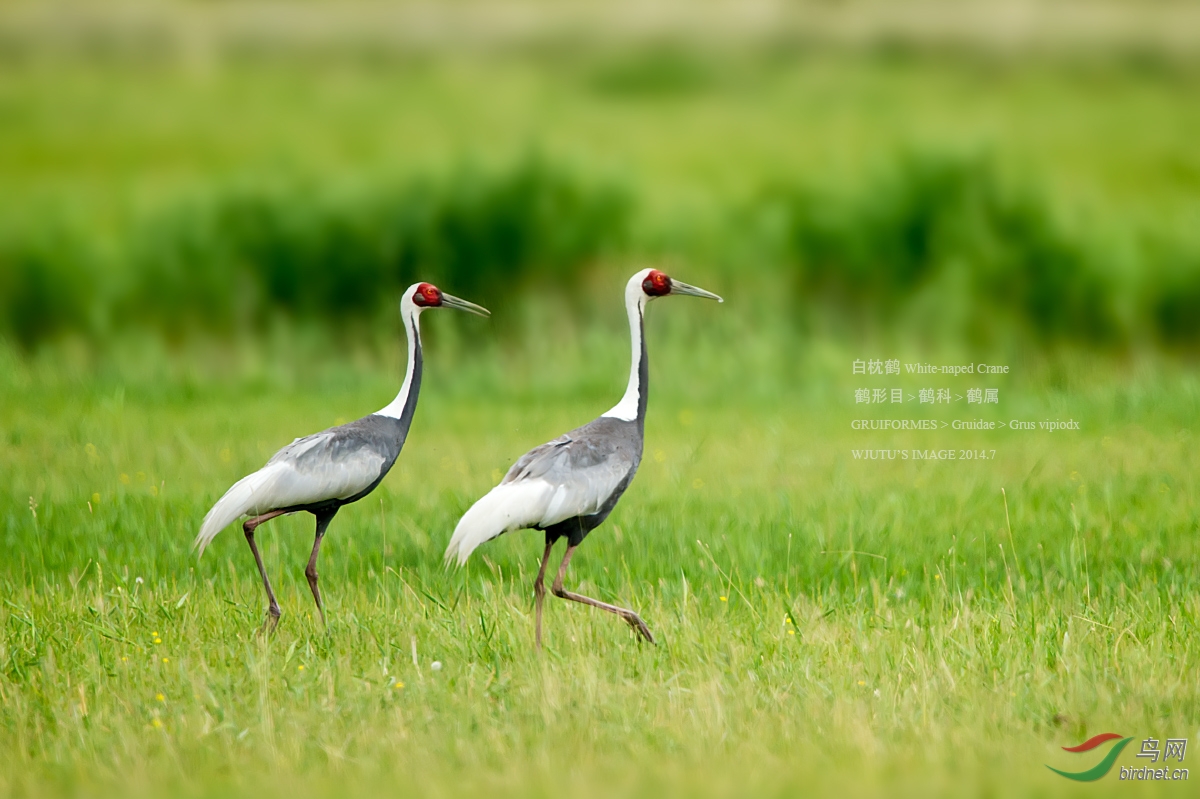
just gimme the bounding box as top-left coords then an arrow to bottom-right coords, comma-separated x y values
255,428 -> 387,509
445,417 -> 641,564
195,425 -> 389,554
500,429 -> 635,525
494,436 -> 614,523
446,412 -> 643,563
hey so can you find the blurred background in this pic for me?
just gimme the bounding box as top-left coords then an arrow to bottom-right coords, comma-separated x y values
2,0 -> 1199,363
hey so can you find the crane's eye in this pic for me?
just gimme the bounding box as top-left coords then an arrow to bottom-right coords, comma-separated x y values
413,283 -> 442,307
642,270 -> 672,297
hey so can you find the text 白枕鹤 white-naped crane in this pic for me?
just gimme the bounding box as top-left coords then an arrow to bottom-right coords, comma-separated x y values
444,268 -> 722,646
195,283 -> 489,630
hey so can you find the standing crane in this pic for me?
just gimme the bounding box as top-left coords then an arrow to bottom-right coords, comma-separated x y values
445,268 -> 722,646
195,283 -> 489,630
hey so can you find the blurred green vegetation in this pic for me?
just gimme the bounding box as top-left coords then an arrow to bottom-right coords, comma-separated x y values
5,148 -> 1199,350
2,35 -> 1200,354
763,154 -> 1131,345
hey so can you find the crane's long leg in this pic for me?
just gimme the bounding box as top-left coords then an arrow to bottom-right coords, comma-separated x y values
550,544 -> 656,644
304,510 -> 337,626
244,510 -> 287,631
533,537 -> 555,649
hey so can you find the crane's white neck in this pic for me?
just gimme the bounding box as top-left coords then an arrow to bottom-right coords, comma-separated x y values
602,280 -> 648,423
376,300 -> 424,420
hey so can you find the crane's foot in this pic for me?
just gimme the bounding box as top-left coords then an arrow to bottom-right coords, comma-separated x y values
259,606 -> 281,636
621,611 -> 656,645
549,542 -> 658,646
553,586 -> 658,646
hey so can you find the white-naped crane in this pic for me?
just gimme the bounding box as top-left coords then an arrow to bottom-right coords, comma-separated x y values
195,283 -> 489,630
445,268 -> 722,646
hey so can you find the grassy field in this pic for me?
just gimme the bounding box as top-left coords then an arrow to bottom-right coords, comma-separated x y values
3,337 -> 1198,798
3,5 -> 1200,796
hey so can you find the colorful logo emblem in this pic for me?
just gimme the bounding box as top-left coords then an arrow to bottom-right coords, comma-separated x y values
1047,733 -> 1134,781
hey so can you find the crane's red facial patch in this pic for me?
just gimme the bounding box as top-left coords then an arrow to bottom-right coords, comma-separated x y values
642,269 -> 672,297
413,283 -> 443,307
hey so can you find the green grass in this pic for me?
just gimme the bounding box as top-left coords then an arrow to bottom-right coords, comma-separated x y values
2,334 -> 1198,798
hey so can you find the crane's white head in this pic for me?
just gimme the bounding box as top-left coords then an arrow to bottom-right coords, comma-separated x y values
403,282 -> 490,317
630,268 -> 724,305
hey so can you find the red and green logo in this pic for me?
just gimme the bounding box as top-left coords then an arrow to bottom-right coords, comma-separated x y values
1047,733 -> 1134,781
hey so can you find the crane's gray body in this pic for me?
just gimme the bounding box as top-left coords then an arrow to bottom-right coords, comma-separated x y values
507,415 -> 643,547
268,411 -> 416,517
249,337 -> 421,517
193,314 -> 424,554
499,305 -> 647,547
444,305 -> 649,561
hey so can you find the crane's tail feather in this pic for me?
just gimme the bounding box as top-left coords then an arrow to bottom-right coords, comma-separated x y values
193,465 -> 284,557
444,480 -> 551,566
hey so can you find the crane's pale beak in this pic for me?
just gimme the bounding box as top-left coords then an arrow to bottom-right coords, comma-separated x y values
670,279 -> 724,303
441,293 -> 491,317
